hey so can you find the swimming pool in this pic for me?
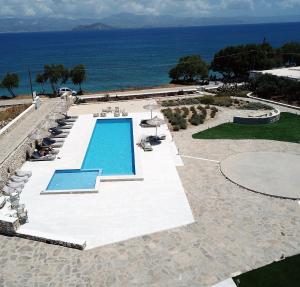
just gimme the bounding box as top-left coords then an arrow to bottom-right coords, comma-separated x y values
46,169 -> 101,192
82,118 -> 136,176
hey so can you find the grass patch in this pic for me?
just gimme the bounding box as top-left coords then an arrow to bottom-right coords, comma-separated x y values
233,254 -> 300,287
192,112 -> 300,143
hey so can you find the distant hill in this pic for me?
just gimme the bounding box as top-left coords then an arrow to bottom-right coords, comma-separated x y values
100,13 -> 300,29
0,14 -> 300,33
73,22 -> 114,31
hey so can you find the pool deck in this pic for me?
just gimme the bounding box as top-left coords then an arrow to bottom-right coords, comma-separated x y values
17,111 -> 194,249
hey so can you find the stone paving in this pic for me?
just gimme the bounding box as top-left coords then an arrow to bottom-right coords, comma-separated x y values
1,106 -> 300,286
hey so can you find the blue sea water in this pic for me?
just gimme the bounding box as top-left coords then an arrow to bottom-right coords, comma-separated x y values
82,118 -> 135,176
0,22 -> 300,95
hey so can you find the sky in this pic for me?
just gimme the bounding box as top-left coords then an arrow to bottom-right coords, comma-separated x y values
0,0 -> 299,18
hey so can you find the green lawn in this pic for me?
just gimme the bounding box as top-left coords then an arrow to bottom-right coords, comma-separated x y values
192,112 -> 300,143
233,254 -> 300,287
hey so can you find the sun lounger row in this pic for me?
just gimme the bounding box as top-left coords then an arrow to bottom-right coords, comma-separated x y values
29,114 -> 78,161
99,107 -> 128,118
1,170 -> 31,223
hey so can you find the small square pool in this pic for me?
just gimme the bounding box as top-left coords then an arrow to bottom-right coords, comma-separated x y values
45,169 -> 101,193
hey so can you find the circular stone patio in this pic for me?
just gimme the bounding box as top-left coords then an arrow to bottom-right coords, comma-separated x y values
220,151 -> 300,200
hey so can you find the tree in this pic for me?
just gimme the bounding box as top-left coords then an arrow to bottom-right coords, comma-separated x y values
70,64 -> 86,93
211,43 -> 281,80
35,73 -> 46,94
0,73 -> 19,97
43,64 -> 69,95
280,42 -> 300,66
169,55 -> 208,83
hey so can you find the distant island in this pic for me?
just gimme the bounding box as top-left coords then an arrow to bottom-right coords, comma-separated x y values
0,13 -> 300,33
73,22 -> 114,31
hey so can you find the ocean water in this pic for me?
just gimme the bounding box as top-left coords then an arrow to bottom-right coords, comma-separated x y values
0,22 -> 300,95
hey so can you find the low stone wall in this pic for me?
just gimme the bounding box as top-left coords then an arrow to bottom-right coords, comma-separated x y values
0,137 -> 36,183
233,109 -> 280,125
17,232 -> 86,250
0,104 -> 35,137
0,215 -> 20,235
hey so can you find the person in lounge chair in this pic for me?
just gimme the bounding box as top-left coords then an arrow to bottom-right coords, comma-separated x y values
49,128 -> 69,138
29,150 -> 56,161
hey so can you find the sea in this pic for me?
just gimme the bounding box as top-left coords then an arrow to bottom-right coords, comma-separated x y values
0,21 -> 300,96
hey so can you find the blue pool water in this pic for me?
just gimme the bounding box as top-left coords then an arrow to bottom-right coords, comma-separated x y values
47,169 -> 100,190
81,118 -> 136,176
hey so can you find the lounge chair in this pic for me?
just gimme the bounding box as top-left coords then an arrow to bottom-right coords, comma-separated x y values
49,129 -> 69,138
29,151 -> 56,161
43,137 -> 64,144
17,205 -> 28,224
2,185 -> 22,196
42,138 -> 63,148
49,127 -> 70,134
57,118 -> 73,125
100,112 -> 107,117
7,181 -> 25,189
140,139 -> 153,151
140,119 -> 156,128
10,175 -> 29,183
15,170 -> 32,177
0,196 -> 6,209
93,113 -> 99,118
121,110 -> 128,116
62,113 -> 78,120
114,112 -> 120,117
115,107 -> 120,112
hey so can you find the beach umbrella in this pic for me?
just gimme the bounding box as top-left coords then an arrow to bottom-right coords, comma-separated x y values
146,116 -> 165,137
143,104 -> 160,119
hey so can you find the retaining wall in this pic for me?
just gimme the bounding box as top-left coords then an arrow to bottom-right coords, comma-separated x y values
233,109 -> 281,125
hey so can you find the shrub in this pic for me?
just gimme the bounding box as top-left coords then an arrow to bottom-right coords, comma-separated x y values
190,106 -> 196,113
181,107 -> 189,117
239,102 -> 273,110
210,110 -> 217,118
213,96 -> 232,107
173,125 -> 180,131
179,118 -> 187,129
205,104 -> 210,109
189,113 -> 204,125
211,106 -> 218,113
200,95 -> 214,105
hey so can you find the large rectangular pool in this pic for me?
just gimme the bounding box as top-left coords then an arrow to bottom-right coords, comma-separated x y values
81,118 -> 136,176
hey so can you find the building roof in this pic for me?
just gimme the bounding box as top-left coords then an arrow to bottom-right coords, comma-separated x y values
251,66 -> 300,81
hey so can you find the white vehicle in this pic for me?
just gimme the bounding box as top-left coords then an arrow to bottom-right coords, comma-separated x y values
58,87 -> 77,96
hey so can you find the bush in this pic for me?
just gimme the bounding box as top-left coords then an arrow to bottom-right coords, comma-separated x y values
211,106 -> 218,113
173,125 -> 180,131
205,104 -> 210,109
210,110 -> 217,118
200,95 -> 214,105
189,113 -> 204,125
213,96 -> 232,107
179,118 -> 187,129
181,107 -> 189,117
239,102 -> 273,110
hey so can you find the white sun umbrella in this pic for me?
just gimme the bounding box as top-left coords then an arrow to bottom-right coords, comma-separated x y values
146,116 -> 165,137
143,104 -> 161,119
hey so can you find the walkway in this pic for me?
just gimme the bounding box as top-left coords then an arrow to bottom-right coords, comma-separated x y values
0,98 -> 59,165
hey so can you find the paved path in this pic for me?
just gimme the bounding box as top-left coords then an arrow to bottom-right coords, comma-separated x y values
0,98 -> 32,107
0,99 -> 59,165
80,86 -> 200,100
0,105 -> 300,286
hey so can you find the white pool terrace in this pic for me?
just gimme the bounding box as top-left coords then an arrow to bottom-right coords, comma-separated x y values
17,111 -> 194,249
